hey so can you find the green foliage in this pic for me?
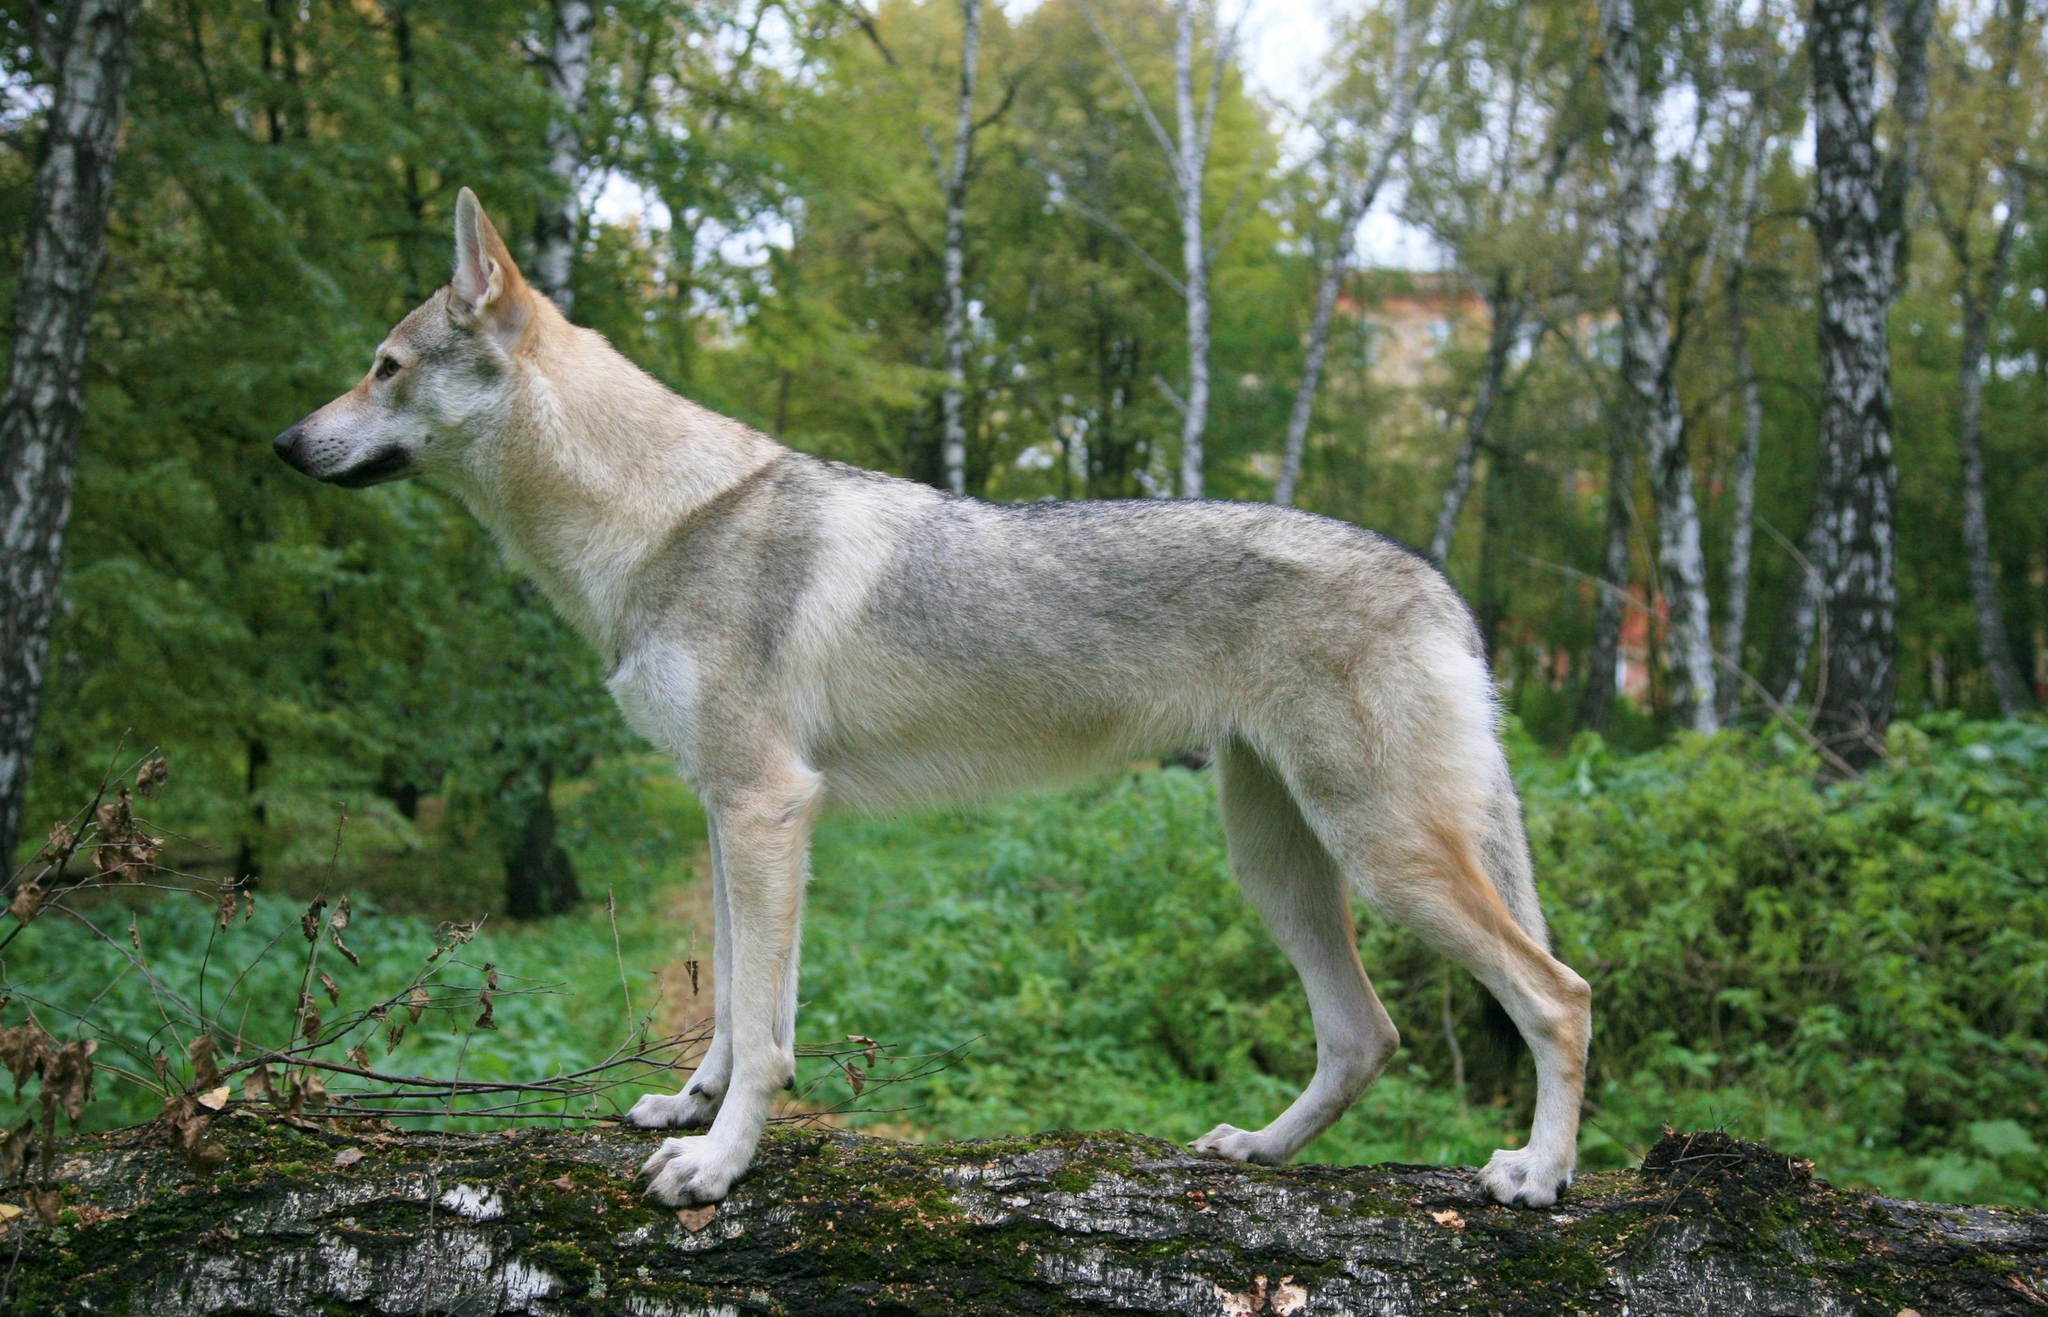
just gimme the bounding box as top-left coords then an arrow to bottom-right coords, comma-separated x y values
797,719 -> 2048,1205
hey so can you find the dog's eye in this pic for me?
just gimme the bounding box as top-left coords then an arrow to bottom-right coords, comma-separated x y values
374,355 -> 403,381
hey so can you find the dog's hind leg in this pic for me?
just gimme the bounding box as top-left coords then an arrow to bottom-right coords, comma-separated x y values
1191,738 -> 1399,1166
1306,752 -> 1589,1209
627,814 -> 734,1131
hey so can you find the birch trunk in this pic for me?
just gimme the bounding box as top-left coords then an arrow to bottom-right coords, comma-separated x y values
533,0 -> 596,315
1808,0 -> 1918,766
1598,0 -> 1718,733
1273,6 -> 1425,508
1953,196 -> 2034,714
939,0 -> 982,497
1427,290 -> 1518,566
1717,149 -> 1766,722
0,0 -> 139,871
1173,0 -> 1209,500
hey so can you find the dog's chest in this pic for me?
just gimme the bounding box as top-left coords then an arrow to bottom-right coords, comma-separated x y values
607,644 -> 702,776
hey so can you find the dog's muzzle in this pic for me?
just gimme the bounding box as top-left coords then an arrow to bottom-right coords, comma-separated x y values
273,423 -> 417,488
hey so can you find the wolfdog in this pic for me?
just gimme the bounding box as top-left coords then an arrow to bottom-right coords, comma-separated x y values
275,190 -> 1591,1209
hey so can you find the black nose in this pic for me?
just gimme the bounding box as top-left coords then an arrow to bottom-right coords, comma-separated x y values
274,423 -> 306,468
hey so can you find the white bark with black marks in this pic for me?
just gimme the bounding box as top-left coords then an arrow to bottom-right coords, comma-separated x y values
1806,0 -> 1926,765
0,0 -> 140,870
1717,140 -> 1767,723
1598,0 -> 1718,733
534,0 -> 596,315
940,0 -> 982,497
1172,0 -> 1210,499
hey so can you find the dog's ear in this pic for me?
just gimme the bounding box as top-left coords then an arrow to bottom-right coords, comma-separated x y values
450,187 -> 534,344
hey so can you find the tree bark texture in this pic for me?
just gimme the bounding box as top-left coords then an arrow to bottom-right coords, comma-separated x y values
1427,288 -> 1520,567
1598,0 -> 1719,735
1717,145 -> 1767,723
534,0 -> 596,315
1273,4 -> 1424,509
10,1120 -> 2048,1314
0,0 -> 139,873
1804,0 -> 1927,765
1172,0 -> 1210,500
1949,177 -> 2033,715
939,0 -> 982,497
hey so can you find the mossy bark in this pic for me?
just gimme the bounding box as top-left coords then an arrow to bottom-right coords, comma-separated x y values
6,1118 -> 2045,1314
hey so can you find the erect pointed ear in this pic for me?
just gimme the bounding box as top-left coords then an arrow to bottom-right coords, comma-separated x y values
450,187 -> 534,342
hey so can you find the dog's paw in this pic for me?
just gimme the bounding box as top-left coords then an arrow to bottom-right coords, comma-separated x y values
1191,1123 -> 1287,1167
640,1135 -> 747,1207
625,1084 -> 722,1131
1476,1146 -> 1571,1208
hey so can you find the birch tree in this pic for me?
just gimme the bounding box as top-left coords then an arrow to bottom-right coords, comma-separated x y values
0,0 -> 140,869
1598,0 -> 1718,733
1925,0 -> 2039,715
1273,0 -> 1433,508
940,0 -> 985,495
534,0 -> 597,313
1804,0 -> 1931,762
1078,0 -> 1244,498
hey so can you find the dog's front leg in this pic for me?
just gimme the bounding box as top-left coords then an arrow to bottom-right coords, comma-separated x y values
642,765 -> 819,1207
627,814 -> 734,1131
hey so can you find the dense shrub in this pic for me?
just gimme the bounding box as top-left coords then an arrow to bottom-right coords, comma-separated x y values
800,716 -> 2048,1205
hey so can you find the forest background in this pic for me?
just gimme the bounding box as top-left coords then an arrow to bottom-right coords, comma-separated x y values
0,0 -> 2044,1209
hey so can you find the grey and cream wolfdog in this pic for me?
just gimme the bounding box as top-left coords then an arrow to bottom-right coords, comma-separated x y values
275,190 -> 1591,1209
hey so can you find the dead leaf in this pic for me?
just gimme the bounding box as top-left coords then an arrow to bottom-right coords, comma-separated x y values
7,881 -> 45,926
25,1188 -> 60,1225
1429,1208 -> 1466,1231
134,754 -> 168,797
332,1147 -> 364,1169
43,1039 -> 96,1124
186,1141 -> 228,1177
300,897 -> 327,943
299,1072 -> 327,1109
0,1023 -> 53,1096
298,992 -> 321,1043
329,897 -> 360,967
195,1085 -> 231,1113
406,985 -> 429,1023
346,1043 -> 371,1071
845,1062 -> 865,1097
187,1035 -> 219,1090
0,1203 -> 21,1223
320,972 -> 340,1007
242,1064 -> 273,1105
547,1174 -> 575,1192
0,1120 -> 36,1183
677,1205 -> 716,1233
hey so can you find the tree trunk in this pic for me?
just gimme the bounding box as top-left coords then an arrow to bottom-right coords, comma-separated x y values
13,1120 -> 2047,1313
1172,0 -> 1209,500
533,0 -> 595,315
504,788 -> 581,919
1273,3 -> 1425,509
1956,289 -> 2033,714
0,0 -> 139,872
939,0 -> 982,498
1808,0 -> 1914,767
1599,0 -> 1718,735
1580,422 -> 1636,731
1717,150 -> 1766,723
1428,289 -> 1519,567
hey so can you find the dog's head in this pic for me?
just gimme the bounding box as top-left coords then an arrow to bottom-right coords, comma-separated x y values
275,188 -> 540,488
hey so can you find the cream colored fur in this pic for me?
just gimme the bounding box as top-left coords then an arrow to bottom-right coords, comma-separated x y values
274,189 -> 1593,1211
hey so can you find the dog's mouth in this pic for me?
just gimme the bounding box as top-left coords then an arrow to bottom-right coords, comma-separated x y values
325,446 -> 418,488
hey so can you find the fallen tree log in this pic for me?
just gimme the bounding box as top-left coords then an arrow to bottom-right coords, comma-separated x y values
6,1114 -> 2045,1314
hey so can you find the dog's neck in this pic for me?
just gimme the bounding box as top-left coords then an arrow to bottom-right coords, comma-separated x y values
450,310 -> 782,654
